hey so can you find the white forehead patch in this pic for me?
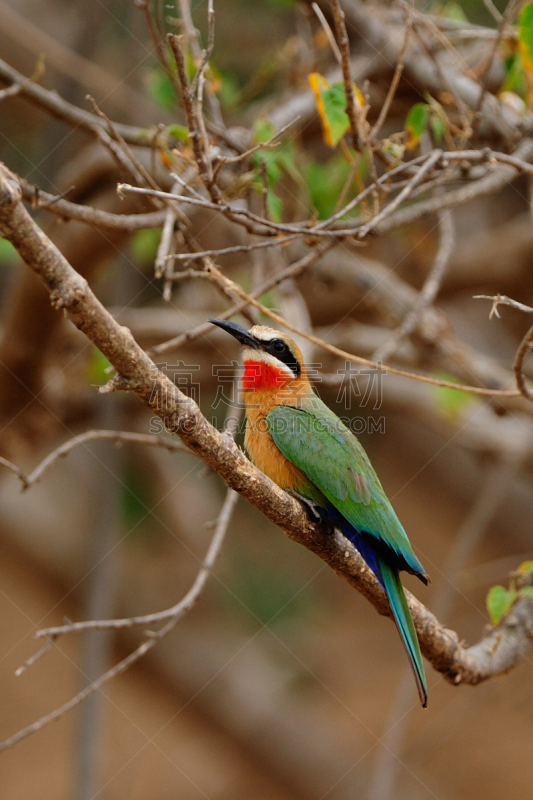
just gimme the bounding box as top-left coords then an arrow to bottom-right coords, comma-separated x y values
250,324 -> 281,342
242,347 -> 295,379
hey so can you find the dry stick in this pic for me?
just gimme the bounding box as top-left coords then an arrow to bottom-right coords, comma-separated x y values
188,0 -> 215,97
0,83 -> 22,101
15,636 -> 58,677
475,293 -> 533,319
484,0 -> 504,23
183,0 -> 224,127
167,33 -> 218,197
514,324 -> 533,402
19,178 -> 168,231
356,150 -> 442,238
0,455 -> 28,488
331,0 -> 364,150
372,209 -> 455,364
471,0 -> 521,138
370,0 -> 414,142
25,430 -> 194,489
206,263 -> 518,398
312,2 -> 342,64
1,165 -> 533,696
156,182 -> 180,280
0,58 -> 154,147
150,241 -> 336,354
167,234 -> 300,265
139,0 -> 182,96
0,431 -> 193,491
94,127 -> 150,190
0,489 -> 237,753
118,144 -> 533,240
376,140 -> 533,234
89,98 -> 162,194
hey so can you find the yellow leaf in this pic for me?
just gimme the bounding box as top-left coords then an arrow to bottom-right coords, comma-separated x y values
309,72 -> 336,147
308,73 -> 363,148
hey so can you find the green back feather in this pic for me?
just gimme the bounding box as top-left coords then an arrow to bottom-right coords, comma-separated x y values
266,399 -> 426,577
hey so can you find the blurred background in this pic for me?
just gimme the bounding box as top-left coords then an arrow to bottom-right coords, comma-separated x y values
1,0 -> 533,798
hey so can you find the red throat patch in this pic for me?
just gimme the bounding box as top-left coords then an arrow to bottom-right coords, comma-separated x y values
242,360 -> 290,392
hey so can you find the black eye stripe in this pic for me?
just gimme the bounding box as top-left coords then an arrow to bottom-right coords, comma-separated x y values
263,339 -> 301,376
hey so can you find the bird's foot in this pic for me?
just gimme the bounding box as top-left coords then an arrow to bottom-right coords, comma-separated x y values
287,491 -> 335,535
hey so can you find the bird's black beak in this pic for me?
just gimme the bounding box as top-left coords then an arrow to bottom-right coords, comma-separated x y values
208,319 -> 260,349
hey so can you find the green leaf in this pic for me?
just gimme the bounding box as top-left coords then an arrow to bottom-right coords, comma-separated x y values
519,560 -> 533,574
87,347 -> 112,385
405,103 -> 430,151
309,74 -> 351,147
304,152 -> 358,220
429,113 -> 446,142
266,189 -> 283,222
254,118 -> 276,144
130,228 -> 162,265
519,586 -> 533,599
0,237 -> 17,264
145,66 -> 177,111
163,124 -> 190,144
486,585 -> 516,625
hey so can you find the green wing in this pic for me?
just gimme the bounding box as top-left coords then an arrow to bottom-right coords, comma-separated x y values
266,399 -> 425,577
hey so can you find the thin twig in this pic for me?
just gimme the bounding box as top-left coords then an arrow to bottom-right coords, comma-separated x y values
475,294 -> 533,319
206,263 -> 520,398
149,241 -> 336,355
23,430 -> 193,490
372,209 -> 455,363
471,0 -> 521,138
0,455 -> 28,488
331,0 -> 364,150
167,234 -> 299,264
19,178 -> 168,230
155,181 -> 181,280
312,2 -> 342,64
0,490 -> 236,752
371,0 -> 414,141
514,324 -> 533,401
15,636 -> 58,676
356,150 -> 442,238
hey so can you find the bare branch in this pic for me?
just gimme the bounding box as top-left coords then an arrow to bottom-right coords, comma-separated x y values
331,0 -> 366,150
514,324 -> 533,402
0,490 -> 237,752
19,178 -> 168,230
475,294 -> 533,319
312,2 -> 342,64
206,263 -> 520,398
0,455 -> 28,488
0,57 -> 156,147
149,241 -> 336,354
370,0 -> 414,141
372,209 -> 455,363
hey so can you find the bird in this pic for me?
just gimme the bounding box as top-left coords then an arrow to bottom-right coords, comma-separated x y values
209,318 -> 429,707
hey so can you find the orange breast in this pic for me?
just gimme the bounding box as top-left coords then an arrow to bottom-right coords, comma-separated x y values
244,401 -> 311,492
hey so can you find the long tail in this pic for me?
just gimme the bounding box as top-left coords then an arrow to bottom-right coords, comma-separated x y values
379,558 -> 427,708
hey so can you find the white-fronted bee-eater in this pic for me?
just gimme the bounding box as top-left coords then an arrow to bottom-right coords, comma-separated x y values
210,319 -> 429,707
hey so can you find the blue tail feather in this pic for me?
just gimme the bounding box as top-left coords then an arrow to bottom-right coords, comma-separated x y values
323,508 -> 427,707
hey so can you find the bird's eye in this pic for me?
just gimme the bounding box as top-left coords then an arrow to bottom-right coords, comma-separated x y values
271,340 -> 285,352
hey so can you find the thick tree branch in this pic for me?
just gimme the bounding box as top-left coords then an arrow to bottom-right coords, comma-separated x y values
0,161 -> 532,690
